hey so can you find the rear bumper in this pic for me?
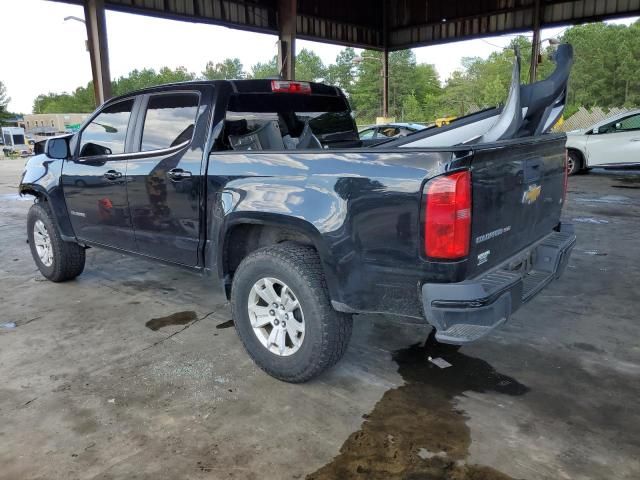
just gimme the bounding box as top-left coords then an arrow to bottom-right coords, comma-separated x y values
421,225 -> 576,344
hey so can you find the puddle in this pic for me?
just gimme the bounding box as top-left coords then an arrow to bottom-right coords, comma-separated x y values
215,319 -> 234,329
614,176 -> 640,184
570,342 -> 606,354
145,311 -> 197,331
307,332 -> 528,480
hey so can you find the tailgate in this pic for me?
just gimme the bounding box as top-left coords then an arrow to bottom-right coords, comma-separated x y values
466,135 -> 566,278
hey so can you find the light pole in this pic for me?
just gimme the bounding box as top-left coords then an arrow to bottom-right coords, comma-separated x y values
64,2 -> 112,107
353,55 -> 389,120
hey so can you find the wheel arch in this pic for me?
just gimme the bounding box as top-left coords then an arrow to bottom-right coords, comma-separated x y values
216,213 -> 339,302
20,185 -> 77,242
567,147 -> 587,169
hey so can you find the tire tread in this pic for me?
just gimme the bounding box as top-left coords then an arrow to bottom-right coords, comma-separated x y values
231,243 -> 352,383
28,202 -> 85,282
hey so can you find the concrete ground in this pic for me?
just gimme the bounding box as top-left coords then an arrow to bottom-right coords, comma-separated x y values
1,157 -> 639,480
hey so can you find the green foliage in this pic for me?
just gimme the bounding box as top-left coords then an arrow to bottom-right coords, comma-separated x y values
250,56 -> 279,79
295,49 -> 326,82
325,47 -> 357,92
33,84 -> 95,114
0,81 -> 12,122
111,66 -> 196,97
562,21 -> 640,109
202,58 -> 244,80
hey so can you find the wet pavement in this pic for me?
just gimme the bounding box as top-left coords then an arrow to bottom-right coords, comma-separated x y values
1,158 -> 639,479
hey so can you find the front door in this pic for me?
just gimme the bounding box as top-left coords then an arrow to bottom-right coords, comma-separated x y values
587,112 -> 640,167
126,90 -> 206,266
62,98 -> 137,250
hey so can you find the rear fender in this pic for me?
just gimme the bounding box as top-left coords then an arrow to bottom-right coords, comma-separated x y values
19,154 -> 76,241
209,211 -> 339,301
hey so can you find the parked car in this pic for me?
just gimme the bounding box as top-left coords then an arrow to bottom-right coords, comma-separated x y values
20,69 -> 575,382
359,122 -> 426,146
565,109 -> 640,174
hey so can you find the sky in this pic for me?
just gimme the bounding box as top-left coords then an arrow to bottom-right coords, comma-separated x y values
2,0 -> 638,113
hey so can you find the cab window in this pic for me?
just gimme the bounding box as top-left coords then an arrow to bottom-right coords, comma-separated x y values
359,128 -> 376,139
140,93 -> 200,151
618,114 -> 640,132
78,100 -> 134,157
379,127 -> 400,138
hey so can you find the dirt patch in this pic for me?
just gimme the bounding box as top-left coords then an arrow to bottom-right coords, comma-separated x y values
145,311 -> 198,331
307,333 -> 528,480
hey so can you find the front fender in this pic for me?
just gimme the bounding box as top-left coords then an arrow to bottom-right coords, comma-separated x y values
19,154 -> 76,241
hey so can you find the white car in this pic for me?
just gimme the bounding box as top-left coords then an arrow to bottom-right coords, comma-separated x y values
565,109 -> 640,175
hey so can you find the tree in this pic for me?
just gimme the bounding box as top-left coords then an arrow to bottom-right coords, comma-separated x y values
250,56 -> 279,79
0,81 -> 11,122
325,47 -> 357,95
295,49 -> 326,82
112,66 -> 195,97
202,58 -> 244,80
401,92 -> 423,121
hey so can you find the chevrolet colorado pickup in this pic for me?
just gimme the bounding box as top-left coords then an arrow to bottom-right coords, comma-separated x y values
20,46 -> 576,382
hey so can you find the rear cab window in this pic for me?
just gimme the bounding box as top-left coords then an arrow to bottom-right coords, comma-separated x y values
216,81 -> 359,151
140,93 -> 200,151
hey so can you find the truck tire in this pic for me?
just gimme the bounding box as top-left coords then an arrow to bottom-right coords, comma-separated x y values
231,243 -> 352,383
27,202 -> 85,282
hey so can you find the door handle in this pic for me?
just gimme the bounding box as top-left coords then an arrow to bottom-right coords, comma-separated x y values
167,168 -> 192,180
104,170 -> 123,180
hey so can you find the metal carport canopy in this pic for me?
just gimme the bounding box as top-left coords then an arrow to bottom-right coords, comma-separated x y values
53,0 -> 640,50
50,0 -> 640,112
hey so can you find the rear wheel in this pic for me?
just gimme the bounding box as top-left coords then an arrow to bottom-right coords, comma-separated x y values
27,202 -> 85,282
567,150 -> 582,175
231,243 -> 352,383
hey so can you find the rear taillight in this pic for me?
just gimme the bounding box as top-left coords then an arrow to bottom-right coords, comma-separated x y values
562,150 -> 569,204
271,80 -> 312,94
424,170 -> 472,259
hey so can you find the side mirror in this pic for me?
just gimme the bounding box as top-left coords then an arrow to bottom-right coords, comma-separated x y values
615,122 -> 622,130
591,127 -> 600,134
46,138 -> 69,159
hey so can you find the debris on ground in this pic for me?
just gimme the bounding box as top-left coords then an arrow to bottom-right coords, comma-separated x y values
1,322 -> 16,329
428,357 -> 452,369
572,217 -> 609,224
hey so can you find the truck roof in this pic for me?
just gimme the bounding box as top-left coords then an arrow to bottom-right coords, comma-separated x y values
104,79 -> 343,106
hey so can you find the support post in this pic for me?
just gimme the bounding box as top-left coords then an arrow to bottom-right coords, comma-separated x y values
529,0 -> 541,84
382,49 -> 389,119
382,0 -> 389,120
84,0 -> 111,106
277,0 -> 296,80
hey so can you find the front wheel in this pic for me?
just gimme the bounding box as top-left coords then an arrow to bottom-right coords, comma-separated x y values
567,151 -> 582,175
231,243 -> 352,383
27,202 -> 86,282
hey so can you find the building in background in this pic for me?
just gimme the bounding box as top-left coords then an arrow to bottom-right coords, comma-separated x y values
23,113 -> 89,137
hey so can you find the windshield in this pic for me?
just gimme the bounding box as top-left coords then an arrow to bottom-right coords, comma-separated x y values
219,93 -> 359,151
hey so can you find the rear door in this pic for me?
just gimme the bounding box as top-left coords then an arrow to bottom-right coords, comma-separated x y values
62,98 -> 138,250
126,87 -> 210,266
587,112 -> 640,167
466,135 -> 566,278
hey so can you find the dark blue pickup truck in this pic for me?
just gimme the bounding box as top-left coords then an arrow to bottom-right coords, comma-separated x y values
19,47 -> 576,382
